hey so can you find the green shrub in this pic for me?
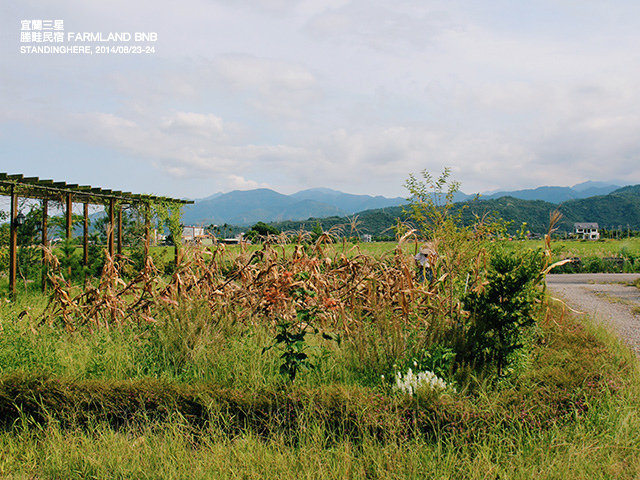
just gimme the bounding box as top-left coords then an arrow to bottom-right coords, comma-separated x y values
462,247 -> 543,376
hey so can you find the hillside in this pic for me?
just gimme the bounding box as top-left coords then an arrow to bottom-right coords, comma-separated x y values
181,188 -> 406,226
460,197 -> 559,234
267,185 -> 640,238
180,180 -> 626,228
290,188 -> 406,213
557,185 -> 640,231
481,182 -> 620,203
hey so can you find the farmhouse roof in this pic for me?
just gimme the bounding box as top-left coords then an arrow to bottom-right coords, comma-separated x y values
574,222 -> 599,229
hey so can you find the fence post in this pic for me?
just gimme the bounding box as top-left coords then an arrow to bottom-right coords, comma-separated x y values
9,185 -> 18,297
42,199 -> 48,293
117,205 -> 123,256
144,203 -> 151,260
66,193 -> 73,277
108,198 -> 115,257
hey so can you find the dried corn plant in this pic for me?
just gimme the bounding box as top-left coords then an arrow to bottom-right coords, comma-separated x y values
38,234 -> 443,349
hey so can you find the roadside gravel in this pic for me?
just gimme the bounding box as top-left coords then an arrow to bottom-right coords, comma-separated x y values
546,273 -> 640,356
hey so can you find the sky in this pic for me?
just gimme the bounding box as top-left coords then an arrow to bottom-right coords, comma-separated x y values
2,0 -> 640,201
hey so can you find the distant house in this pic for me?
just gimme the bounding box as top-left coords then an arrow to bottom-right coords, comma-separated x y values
219,238 -> 240,245
182,225 -> 207,244
574,222 -> 600,240
219,234 -> 250,245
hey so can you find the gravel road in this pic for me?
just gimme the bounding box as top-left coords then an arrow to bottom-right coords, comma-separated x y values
546,273 -> 640,356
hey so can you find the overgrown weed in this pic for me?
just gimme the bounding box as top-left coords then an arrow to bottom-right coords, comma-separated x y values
2,171 -> 640,476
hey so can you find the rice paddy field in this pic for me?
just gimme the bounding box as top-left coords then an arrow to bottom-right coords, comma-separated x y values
534,237 -> 640,258
504,237 -> 640,273
1,231 -> 640,479
218,236 -> 640,263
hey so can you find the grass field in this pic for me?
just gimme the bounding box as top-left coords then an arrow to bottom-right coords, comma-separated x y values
0,296 -> 639,478
219,236 -> 640,262
0,231 -> 640,478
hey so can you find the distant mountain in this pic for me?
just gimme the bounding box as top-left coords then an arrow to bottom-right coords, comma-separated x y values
571,180 -> 623,192
481,182 -> 621,204
279,199 -> 345,222
181,187 -> 412,226
180,182 -> 631,229
195,191 -> 224,202
267,184 -> 640,238
182,188 -> 352,226
452,184 -> 640,234
291,188 -> 406,213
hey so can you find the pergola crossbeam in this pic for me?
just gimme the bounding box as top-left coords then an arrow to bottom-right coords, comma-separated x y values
1,172 -> 192,297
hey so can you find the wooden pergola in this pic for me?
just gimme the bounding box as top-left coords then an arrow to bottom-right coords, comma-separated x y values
1,173 -> 193,296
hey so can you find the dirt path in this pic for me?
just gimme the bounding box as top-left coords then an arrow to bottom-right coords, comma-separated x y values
546,273 -> 640,356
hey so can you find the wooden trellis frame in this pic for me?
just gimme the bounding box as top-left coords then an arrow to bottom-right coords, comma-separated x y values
0,173 -> 193,297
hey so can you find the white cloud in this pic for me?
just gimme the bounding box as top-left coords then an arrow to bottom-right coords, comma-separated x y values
213,55 -> 321,119
303,0 -> 457,53
209,0 -> 302,13
225,174 -> 271,190
160,112 -> 225,138
4,0 -> 640,199
304,11 -> 351,37
51,111 -> 237,177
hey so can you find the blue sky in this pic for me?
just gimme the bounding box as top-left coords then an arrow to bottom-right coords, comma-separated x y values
2,0 -> 640,200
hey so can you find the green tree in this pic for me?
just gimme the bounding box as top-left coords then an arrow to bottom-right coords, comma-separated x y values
47,212 -> 84,243
244,222 -> 280,243
310,221 -> 323,243
403,169 -> 544,379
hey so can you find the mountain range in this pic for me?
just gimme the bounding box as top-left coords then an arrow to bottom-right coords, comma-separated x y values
182,188 -> 406,226
181,181 -> 623,227
271,184 -> 640,238
478,181 -> 621,203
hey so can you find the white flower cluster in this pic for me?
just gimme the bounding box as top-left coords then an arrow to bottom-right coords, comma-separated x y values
394,368 -> 450,396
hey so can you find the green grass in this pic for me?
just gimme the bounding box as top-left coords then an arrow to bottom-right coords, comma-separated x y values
499,237 -> 640,256
499,237 -> 640,273
124,237 -> 640,265
0,288 -> 639,478
2,419 -> 637,479
169,237 -> 640,274
1,235 -> 640,478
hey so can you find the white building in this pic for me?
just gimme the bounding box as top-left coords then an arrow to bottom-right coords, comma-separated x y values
182,225 -> 206,243
574,222 -> 600,240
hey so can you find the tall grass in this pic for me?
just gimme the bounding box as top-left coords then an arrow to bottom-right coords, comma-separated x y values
1,289 -> 639,478
2,172 -> 639,477
0,320 -> 639,479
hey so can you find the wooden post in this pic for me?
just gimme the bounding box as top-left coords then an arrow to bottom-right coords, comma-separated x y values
144,203 -> 151,260
9,186 -> 18,297
117,205 -> 123,256
173,208 -> 180,268
108,198 -> 115,257
66,193 -> 73,277
66,194 -> 73,240
83,203 -> 89,267
174,225 -> 180,268
41,199 -> 48,293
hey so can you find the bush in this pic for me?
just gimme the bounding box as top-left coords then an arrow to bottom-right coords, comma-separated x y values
461,247 -> 543,376
403,169 -> 505,346
404,169 -> 544,377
